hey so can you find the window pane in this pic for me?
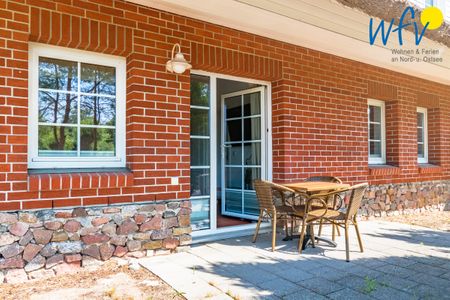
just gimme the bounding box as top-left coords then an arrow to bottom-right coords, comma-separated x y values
39,91 -> 77,124
38,125 -> 77,157
418,143 -> 424,157
80,63 -> 116,95
39,57 -> 78,91
191,169 -> 210,196
243,92 -> 261,116
80,128 -> 115,157
417,112 -> 424,127
225,144 -> 242,165
244,142 -> 261,165
226,120 -> 242,142
191,197 -> 210,230
225,167 -> 242,189
190,138 -> 209,166
244,117 -> 261,141
80,96 -> 116,126
225,96 -> 241,119
369,105 -> 381,123
225,190 -> 242,213
369,141 -> 381,157
190,108 -> 209,136
369,123 -> 381,140
190,75 -> 209,106
244,167 -> 260,190
417,128 -> 424,143
243,191 -> 259,215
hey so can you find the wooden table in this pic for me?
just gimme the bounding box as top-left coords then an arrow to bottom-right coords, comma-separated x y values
281,181 -> 350,249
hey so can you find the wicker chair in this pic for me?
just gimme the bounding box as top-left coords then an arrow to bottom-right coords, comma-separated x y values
308,183 -> 368,261
305,176 -> 343,240
253,179 -> 300,251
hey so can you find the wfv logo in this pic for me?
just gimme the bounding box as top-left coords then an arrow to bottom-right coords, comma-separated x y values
369,6 -> 444,46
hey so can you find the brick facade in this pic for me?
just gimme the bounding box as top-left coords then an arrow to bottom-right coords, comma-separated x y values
0,0 -> 449,210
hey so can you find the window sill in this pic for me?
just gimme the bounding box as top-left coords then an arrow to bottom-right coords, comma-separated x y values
418,164 -> 442,174
28,169 -> 134,192
369,165 -> 400,176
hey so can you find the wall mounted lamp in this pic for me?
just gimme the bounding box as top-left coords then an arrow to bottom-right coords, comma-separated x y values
165,43 -> 192,74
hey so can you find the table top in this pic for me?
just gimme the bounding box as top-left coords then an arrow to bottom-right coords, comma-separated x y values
283,181 -> 350,193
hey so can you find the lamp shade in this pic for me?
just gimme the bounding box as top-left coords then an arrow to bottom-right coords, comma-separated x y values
166,43 -> 192,74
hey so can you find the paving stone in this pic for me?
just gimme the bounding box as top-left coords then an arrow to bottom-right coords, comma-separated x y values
257,278 -> 300,297
376,264 -> 415,278
327,288 -> 373,300
376,274 -> 419,292
282,287 -> 328,300
369,285 -> 413,300
297,277 -> 345,295
406,262 -> 448,277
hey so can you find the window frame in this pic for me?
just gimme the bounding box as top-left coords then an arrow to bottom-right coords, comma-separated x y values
28,43 -> 126,169
368,99 -> 386,165
417,107 -> 428,164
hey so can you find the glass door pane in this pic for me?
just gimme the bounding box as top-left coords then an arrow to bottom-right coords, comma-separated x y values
222,88 -> 263,219
190,74 -> 211,231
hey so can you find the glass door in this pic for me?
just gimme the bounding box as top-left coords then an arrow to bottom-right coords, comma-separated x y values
190,74 -> 212,230
221,87 -> 265,219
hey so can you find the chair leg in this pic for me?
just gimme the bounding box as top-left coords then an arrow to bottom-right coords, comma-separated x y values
284,217 -> 289,240
298,219 -> 307,254
335,224 -> 341,236
332,223 -> 336,241
310,225 -> 315,248
271,214 -> 277,252
344,222 -> 350,262
353,219 -> 364,253
318,219 -> 323,237
252,210 -> 263,243
290,217 -> 294,237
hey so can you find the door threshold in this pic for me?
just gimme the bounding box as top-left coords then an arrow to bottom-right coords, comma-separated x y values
191,222 -> 271,244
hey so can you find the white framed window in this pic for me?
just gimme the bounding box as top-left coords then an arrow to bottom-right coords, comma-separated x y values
28,43 -> 126,169
368,99 -> 386,165
417,107 -> 428,164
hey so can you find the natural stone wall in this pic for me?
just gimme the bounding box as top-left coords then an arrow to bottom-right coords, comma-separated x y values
0,201 -> 191,283
361,180 -> 450,217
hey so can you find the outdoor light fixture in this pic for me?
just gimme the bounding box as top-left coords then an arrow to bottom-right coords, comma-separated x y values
166,43 -> 192,74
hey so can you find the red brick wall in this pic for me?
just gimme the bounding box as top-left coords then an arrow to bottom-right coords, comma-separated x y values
1,0 -> 449,211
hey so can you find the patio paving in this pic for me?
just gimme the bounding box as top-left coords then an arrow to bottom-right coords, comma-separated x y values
139,221 -> 450,299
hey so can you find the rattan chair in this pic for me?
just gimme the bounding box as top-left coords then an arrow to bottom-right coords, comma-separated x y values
311,183 -> 368,261
253,179 -> 300,251
305,176 -> 343,240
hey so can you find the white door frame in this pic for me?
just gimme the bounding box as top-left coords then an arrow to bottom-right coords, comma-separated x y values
190,70 -> 272,238
220,86 -> 266,220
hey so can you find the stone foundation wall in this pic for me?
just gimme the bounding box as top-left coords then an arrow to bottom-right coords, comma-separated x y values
361,180 -> 450,217
0,201 -> 191,283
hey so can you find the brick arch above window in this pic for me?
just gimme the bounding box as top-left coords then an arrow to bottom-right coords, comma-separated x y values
29,7 -> 133,57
